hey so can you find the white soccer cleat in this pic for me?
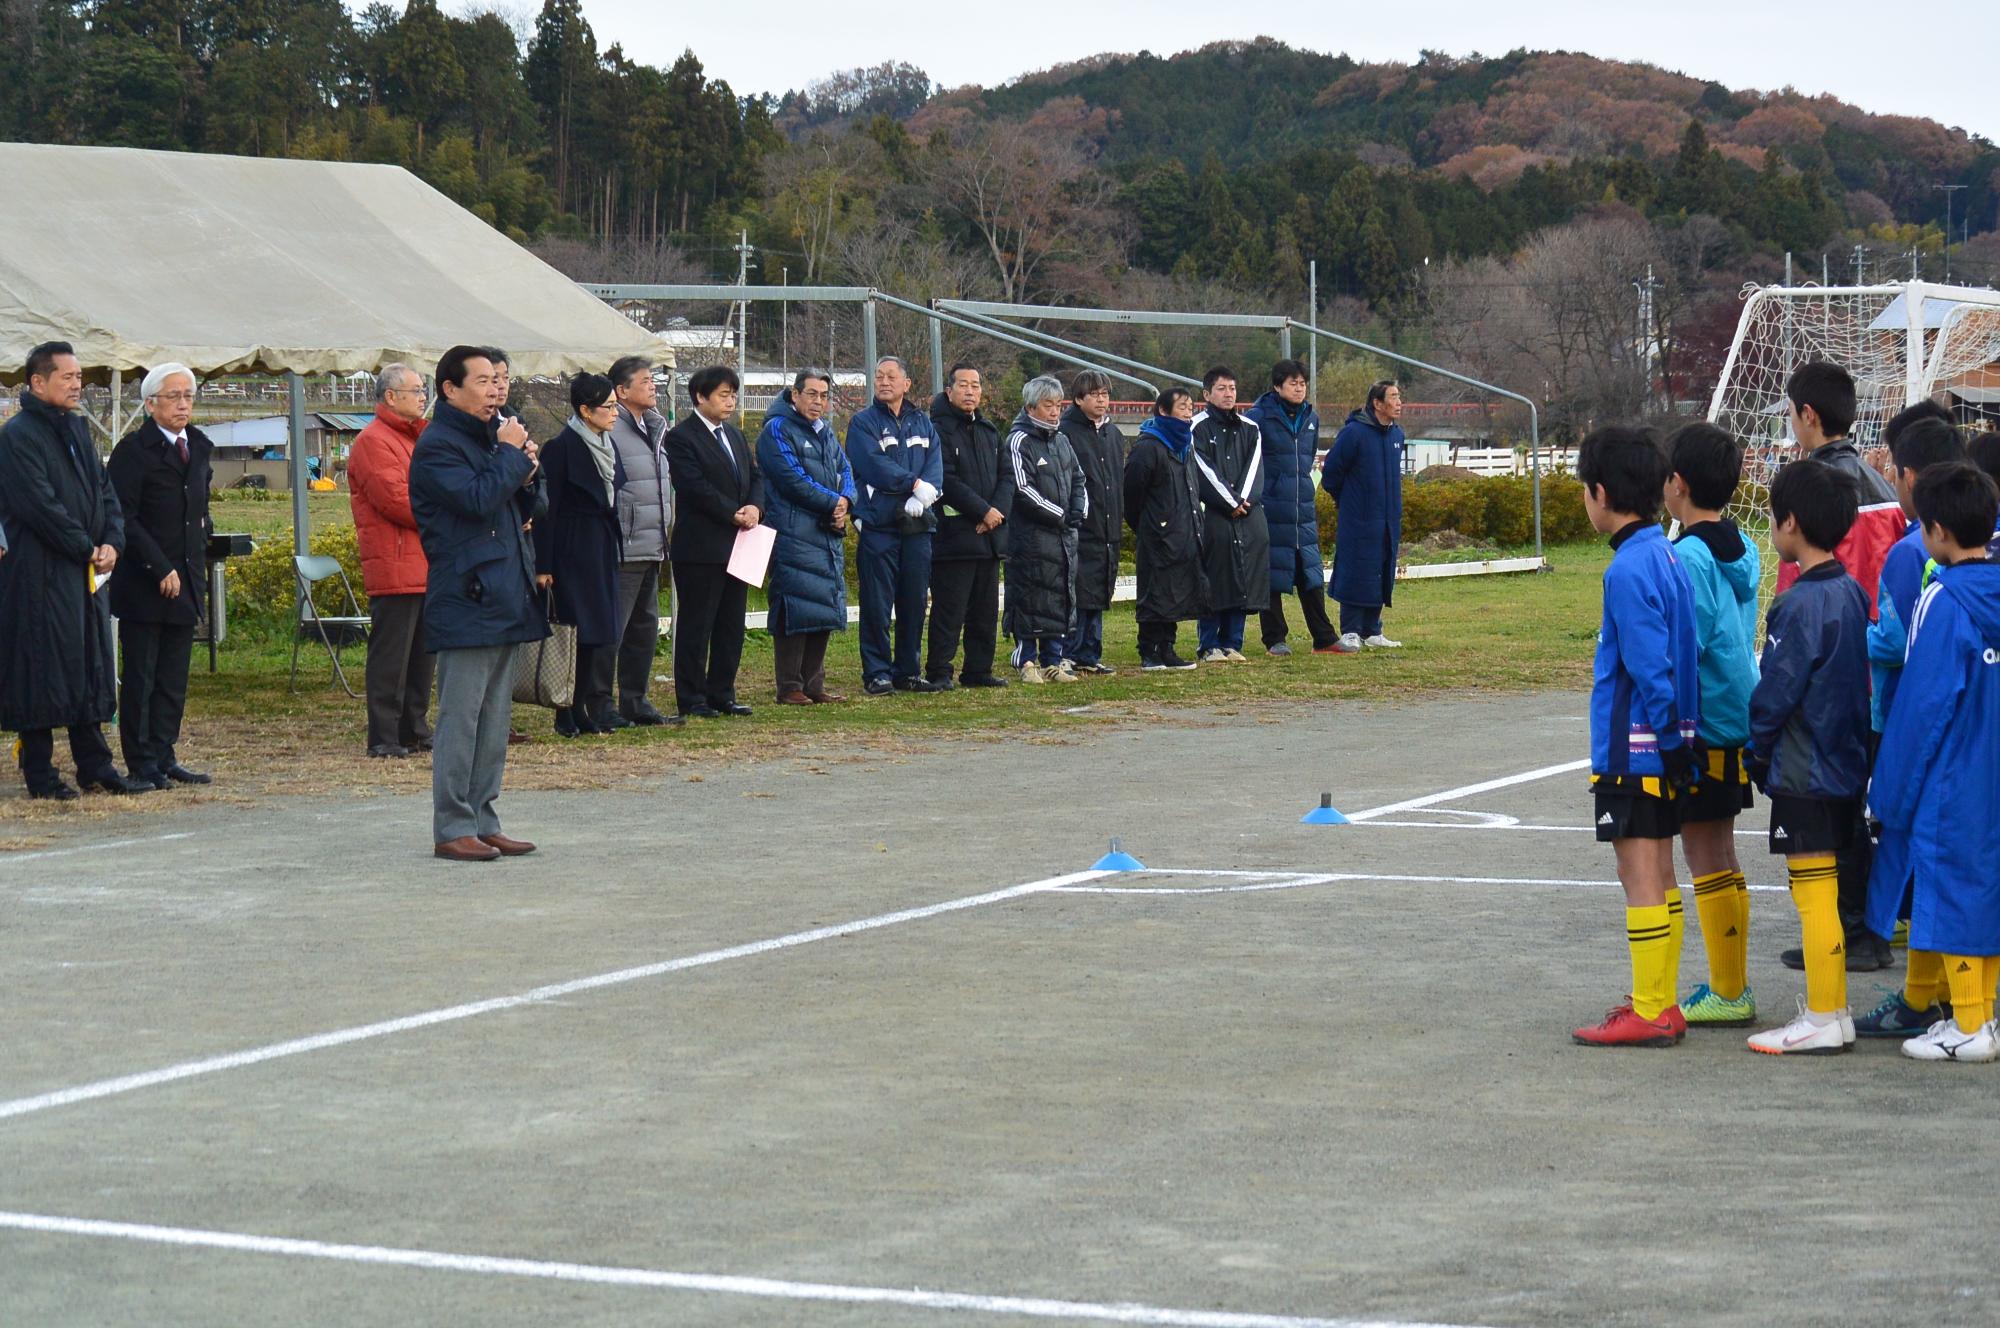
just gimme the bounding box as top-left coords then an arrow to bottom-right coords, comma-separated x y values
1902,1018 -> 2000,1063
1363,633 -> 1402,649
1746,999 -> 1849,1056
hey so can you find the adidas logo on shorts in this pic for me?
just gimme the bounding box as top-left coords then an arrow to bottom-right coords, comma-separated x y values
1773,827 -> 1790,841
1597,812 -> 1614,825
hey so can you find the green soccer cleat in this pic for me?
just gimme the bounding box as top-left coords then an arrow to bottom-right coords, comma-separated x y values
1681,983 -> 1757,1027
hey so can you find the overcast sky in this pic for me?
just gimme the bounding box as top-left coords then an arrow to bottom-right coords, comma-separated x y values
526,0 -> 2000,142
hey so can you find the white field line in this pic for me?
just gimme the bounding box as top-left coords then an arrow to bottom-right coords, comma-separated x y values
1063,870 -> 1791,896
0,1211 -> 1489,1328
0,832 -> 195,864
1356,818 -> 1767,838
1343,759 -> 1591,822
0,868 -> 1113,1124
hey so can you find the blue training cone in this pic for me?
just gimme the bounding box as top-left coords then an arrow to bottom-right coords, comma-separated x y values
1092,837 -> 1146,872
1301,792 -> 1350,826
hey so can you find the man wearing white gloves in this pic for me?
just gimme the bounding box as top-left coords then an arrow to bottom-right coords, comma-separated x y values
845,356 -> 945,695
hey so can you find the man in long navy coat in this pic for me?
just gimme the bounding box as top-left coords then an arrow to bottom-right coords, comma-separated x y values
1321,380 -> 1407,651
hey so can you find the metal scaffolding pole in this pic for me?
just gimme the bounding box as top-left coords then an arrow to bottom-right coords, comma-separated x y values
936,302 -> 1197,390
1289,319 -> 1545,559
869,292 -> 1161,396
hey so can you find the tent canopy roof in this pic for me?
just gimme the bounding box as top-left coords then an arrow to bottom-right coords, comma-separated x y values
0,143 -> 673,380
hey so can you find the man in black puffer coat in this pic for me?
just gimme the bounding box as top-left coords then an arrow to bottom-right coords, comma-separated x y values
1058,369 -> 1126,674
926,364 -> 1013,687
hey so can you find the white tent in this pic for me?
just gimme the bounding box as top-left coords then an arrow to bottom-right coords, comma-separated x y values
0,142 -> 674,379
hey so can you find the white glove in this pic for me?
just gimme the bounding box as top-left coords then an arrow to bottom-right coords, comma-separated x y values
912,479 -> 939,507
903,496 -> 926,518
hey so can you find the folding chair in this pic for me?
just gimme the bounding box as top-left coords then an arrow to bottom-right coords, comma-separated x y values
289,554 -> 370,698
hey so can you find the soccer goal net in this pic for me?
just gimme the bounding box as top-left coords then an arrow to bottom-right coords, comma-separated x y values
1708,281 -> 2000,612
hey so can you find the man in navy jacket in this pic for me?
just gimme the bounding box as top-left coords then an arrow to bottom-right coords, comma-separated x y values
845,356 -> 944,694
409,345 -> 547,862
1321,380 -> 1407,651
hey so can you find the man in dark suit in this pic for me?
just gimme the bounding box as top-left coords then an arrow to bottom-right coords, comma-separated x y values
663,365 -> 763,719
409,345 -> 546,862
0,341 -> 144,798
106,363 -> 214,789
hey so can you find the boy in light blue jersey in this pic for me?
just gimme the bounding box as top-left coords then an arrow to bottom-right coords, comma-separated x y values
1663,423 -> 1761,1026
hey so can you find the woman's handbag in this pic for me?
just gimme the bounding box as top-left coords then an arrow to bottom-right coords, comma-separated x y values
511,591 -> 577,709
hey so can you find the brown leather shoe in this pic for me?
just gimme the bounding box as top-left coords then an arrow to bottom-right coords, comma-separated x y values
777,690 -> 814,706
478,833 -> 537,856
806,690 -> 847,704
435,836 -> 501,862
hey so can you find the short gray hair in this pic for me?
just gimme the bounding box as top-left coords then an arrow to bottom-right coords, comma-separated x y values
140,362 -> 195,402
874,355 -> 910,379
1021,374 -> 1066,409
376,363 -> 419,400
794,366 -> 832,391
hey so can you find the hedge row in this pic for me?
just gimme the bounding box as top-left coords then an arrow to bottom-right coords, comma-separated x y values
221,473 -> 1595,621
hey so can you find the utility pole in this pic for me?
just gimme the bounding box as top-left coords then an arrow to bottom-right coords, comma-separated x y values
1633,264 -> 1659,413
1935,183 -> 1967,284
733,228 -> 753,426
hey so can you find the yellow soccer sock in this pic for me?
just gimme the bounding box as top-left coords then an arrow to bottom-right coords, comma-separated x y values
1730,870 -> 1752,989
1789,856 -> 1846,1014
1628,904 -> 1674,1021
1692,870 -> 1743,1000
1943,955 -> 1994,1035
1905,949 -> 1945,1011
1664,890 -> 1686,1007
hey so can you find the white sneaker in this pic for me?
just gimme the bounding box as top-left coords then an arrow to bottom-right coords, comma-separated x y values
1199,648 -> 1229,664
1902,1017 -> 2000,1062
1223,648 -> 1248,662
1047,659 -> 1081,682
1363,633 -> 1402,649
1840,1009 -> 1856,1046
1746,999 -> 1849,1056
1020,662 -> 1047,684
1334,632 -> 1363,653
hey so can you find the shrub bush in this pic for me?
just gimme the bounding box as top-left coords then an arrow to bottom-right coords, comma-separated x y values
1315,472 -> 1593,550
226,523 -> 367,619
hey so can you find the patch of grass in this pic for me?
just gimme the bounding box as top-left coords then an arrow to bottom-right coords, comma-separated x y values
0,543 -> 1608,830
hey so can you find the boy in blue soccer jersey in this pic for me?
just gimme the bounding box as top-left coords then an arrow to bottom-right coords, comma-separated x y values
1572,425 -> 1702,1050
1663,424 -> 1761,1027
1867,463 -> 2000,1063
1744,462 -> 1871,1056
1854,417 -> 1964,1036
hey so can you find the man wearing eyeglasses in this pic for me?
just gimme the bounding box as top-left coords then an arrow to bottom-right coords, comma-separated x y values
348,363 -> 436,759
106,363 -> 214,790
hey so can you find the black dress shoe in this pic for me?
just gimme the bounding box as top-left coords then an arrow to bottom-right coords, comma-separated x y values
138,770 -> 173,791
594,711 -> 633,731
552,709 -> 582,738
26,781 -> 80,802
625,702 -> 671,725
893,677 -> 942,693
961,674 -> 1009,688
368,743 -> 412,758
681,704 -> 723,719
164,764 -> 212,785
78,770 -> 148,795
716,702 -> 753,717
924,677 -> 958,691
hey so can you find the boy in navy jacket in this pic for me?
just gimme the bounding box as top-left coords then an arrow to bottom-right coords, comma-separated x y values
1867,464 -> 2000,1062
1572,425 -> 1702,1049
1744,461 -> 1871,1056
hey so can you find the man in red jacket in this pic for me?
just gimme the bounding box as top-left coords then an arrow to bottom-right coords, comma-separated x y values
348,363 -> 434,758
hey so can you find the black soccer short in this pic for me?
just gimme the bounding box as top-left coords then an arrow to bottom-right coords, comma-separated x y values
1681,745 -> 1756,825
1593,776 -> 1681,842
1767,794 -> 1863,856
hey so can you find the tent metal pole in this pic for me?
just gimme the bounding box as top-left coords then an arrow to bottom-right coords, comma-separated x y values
289,371 -> 309,557
869,293 -> 1162,395
110,369 -> 122,444
935,302 -> 1195,390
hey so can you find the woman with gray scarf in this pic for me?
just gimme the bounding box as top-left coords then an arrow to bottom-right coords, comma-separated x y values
532,373 -> 626,736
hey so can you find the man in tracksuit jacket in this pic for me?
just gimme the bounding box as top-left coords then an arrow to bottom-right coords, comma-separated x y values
846,356 -> 944,694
